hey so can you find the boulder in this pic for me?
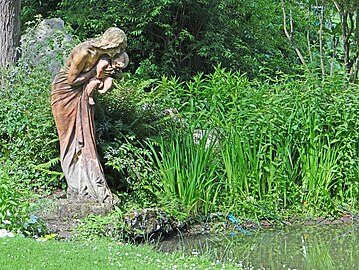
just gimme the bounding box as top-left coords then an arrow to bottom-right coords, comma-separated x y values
20,18 -> 74,76
123,208 -> 183,241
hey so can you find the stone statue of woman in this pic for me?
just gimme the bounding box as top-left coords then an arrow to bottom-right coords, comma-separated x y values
51,27 -> 127,204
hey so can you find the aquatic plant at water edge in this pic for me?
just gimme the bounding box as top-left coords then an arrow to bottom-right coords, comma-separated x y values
148,123 -> 221,217
153,68 -> 359,217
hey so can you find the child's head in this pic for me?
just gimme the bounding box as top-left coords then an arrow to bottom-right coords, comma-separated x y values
112,52 -> 129,70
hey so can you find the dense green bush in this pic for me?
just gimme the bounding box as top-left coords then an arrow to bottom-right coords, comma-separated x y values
94,76 -> 164,192
0,165 -> 30,233
21,0 -> 61,26
0,64 -> 62,190
0,165 -> 46,236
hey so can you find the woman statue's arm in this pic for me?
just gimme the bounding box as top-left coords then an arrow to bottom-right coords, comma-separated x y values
69,68 -> 97,87
66,49 -> 96,86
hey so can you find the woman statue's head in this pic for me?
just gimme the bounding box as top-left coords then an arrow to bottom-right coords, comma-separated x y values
92,27 -> 127,53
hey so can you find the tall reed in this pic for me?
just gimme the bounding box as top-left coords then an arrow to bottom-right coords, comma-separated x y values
148,124 -> 221,216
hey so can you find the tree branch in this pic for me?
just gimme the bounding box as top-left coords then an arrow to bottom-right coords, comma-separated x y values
281,0 -> 306,65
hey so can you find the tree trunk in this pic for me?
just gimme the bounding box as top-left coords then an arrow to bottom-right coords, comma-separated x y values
0,0 -> 21,67
281,0 -> 307,66
317,1 -> 325,77
352,0 -> 359,82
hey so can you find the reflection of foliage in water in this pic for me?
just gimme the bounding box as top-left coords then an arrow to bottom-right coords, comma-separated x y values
159,225 -> 359,270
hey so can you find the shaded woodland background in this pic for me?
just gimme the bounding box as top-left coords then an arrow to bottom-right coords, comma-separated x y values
20,0 -> 359,81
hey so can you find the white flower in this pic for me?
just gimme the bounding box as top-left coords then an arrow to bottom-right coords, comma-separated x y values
6,210 -> 11,217
0,229 -> 14,238
2,220 -> 11,225
0,229 -> 8,238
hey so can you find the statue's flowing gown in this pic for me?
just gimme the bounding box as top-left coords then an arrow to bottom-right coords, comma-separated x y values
51,66 -> 115,203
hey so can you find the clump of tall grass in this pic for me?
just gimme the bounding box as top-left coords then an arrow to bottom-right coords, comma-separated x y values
148,123 -> 221,216
152,67 -> 359,218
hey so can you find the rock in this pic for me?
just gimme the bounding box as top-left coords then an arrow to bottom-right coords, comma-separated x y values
123,208 -> 183,241
36,198 -> 114,239
20,18 -> 75,76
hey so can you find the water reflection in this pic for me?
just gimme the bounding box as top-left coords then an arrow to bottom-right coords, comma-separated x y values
159,224 -> 359,269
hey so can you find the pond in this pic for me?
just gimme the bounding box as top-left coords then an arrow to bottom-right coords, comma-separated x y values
159,223 -> 359,269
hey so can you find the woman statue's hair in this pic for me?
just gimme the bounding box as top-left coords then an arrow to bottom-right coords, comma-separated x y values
92,27 -> 127,49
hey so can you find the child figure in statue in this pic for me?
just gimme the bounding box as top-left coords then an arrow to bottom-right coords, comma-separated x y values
86,51 -> 129,105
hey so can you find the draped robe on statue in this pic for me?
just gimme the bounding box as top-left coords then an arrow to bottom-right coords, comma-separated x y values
51,65 -> 114,203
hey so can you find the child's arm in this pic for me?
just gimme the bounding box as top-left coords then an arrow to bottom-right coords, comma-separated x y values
96,58 -> 111,79
98,77 -> 113,94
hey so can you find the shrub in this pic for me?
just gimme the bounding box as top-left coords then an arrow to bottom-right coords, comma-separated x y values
0,165 -> 46,236
95,76 -> 164,192
0,165 -> 30,233
0,63 -> 63,191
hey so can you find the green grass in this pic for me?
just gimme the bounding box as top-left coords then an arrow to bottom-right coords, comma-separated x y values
0,237 -> 240,270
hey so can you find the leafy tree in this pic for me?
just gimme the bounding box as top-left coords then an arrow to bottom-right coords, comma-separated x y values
280,0 -> 359,82
21,0 -> 61,26
22,0 -> 359,80
211,0 -> 300,77
52,0 -> 299,79
332,0 -> 359,81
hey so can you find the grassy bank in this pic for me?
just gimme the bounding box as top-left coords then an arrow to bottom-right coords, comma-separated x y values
0,237 -> 239,270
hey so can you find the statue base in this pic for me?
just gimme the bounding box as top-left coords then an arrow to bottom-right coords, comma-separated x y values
36,198 -> 114,239
57,199 -> 114,219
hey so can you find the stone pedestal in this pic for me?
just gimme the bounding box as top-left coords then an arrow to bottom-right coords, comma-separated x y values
57,199 -> 114,219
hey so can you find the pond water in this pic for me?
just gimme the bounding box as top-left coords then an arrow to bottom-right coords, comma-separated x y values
159,223 -> 359,269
